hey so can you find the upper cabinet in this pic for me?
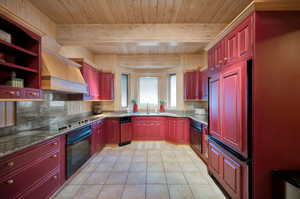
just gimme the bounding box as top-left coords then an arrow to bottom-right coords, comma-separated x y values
0,14 -> 42,101
208,15 -> 253,76
73,59 -> 114,101
100,72 -> 114,101
184,69 -> 208,101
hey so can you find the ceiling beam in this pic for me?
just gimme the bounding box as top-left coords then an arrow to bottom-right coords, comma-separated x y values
57,24 -> 226,45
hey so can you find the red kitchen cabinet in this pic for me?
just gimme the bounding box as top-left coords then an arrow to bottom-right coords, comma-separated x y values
0,135 -> 65,199
237,15 -> 253,60
222,153 -> 242,199
215,40 -> 225,69
79,61 -> 100,100
209,74 -> 221,139
91,120 -> 105,154
104,118 -> 120,144
224,30 -> 238,65
220,62 -> 247,157
132,117 -> 165,140
208,140 -> 248,199
208,142 -> 222,177
100,72 -> 114,100
120,122 -> 133,144
167,117 -> 189,144
184,70 -> 203,100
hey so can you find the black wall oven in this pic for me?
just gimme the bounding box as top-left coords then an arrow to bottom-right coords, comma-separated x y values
66,125 -> 92,178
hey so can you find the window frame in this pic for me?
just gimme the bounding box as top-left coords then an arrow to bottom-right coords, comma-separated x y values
120,73 -> 129,108
168,73 -> 177,108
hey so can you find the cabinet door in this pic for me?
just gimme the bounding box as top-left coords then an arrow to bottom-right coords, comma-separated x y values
215,41 -> 225,69
105,118 -> 120,144
222,153 -> 242,199
121,122 -> 133,143
221,62 -> 246,154
208,142 -> 222,177
175,118 -> 189,144
225,31 -> 238,65
167,119 -> 176,142
209,75 -> 221,139
237,15 -> 253,59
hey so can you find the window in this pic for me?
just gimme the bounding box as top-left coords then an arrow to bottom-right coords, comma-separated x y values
169,74 -> 177,107
139,76 -> 159,105
121,74 -> 129,107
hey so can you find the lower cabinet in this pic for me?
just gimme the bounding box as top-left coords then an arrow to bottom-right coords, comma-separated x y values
0,135 -> 65,199
167,118 -> 190,144
132,117 -> 166,140
91,120 -> 105,154
104,118 -> 120,144
208,140 -> 248,199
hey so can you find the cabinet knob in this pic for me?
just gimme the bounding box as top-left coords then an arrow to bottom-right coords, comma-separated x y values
9,91 -> 15,95
53,142 -> 58,146
7,161 -> 14,167
52,154 -> 57,158
218,60 -> 223,64
53,175 -> 58,180
224,57 -> 228,61
6,179 -> 14,184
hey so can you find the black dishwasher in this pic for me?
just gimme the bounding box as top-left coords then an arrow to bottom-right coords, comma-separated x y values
190,120 -> 203,153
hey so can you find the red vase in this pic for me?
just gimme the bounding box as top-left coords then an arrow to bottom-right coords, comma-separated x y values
160,104 -> 165,112
133,104 -> 138,112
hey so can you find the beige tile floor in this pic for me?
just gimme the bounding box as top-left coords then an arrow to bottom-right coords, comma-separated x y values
53,141 -> 226,199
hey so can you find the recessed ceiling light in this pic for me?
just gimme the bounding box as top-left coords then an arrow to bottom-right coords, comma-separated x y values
169,42 -> 178,46
137,42 -> 159,46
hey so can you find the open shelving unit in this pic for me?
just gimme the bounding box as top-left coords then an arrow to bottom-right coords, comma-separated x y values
0,14 -> 42,100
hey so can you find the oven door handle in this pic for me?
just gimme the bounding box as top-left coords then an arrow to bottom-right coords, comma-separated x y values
67,130 -> 92,145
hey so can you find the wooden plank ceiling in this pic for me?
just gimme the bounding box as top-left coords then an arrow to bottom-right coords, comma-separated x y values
29,0 -> 252,24
29,0 -> 253,55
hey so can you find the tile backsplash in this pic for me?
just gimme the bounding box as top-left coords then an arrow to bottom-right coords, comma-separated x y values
0,94 -> 92,136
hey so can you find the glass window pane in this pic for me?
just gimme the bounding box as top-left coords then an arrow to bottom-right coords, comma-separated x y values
170,74 -> 176,107
121,74 -> 128,107
139,77 -> 159,105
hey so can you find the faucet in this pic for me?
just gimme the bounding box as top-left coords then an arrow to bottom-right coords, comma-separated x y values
147,103 -> 149,114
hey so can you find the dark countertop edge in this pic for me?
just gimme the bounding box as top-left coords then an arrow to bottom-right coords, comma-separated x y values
0,112 -> 207,158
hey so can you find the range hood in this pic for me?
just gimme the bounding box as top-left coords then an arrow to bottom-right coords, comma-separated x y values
41,52 -> 88,94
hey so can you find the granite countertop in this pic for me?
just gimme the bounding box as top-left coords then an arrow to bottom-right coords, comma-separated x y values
0,111 -> 207,158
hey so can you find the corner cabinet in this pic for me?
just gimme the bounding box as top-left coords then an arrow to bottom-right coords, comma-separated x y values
74,59 -> 115,101
0,14 -> 42,101
0,135 -> 65,199
184,69 -> 208,101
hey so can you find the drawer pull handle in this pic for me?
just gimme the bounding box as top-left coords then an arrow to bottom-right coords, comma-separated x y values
6,179 -> 14,184
52,154 -> 57,158
53,176 -> 58,180
7,162 -> 14,167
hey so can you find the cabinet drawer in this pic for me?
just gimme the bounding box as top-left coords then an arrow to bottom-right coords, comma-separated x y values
0,86 -> 21,99
0,137 -> 60,175
23,88 -> 42,99
0,151 -> 60,199
22,169 -> 61,199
